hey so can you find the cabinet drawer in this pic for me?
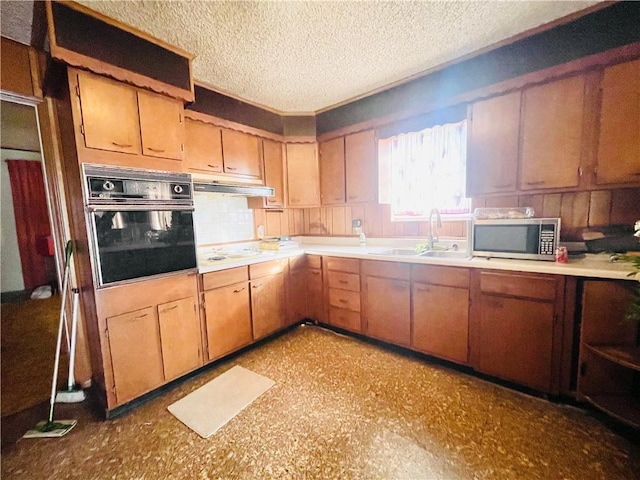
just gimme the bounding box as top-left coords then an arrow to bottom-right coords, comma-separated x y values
328,271 -> 360,292
329,288 -> 360,312
361,260 -> 410,280
329,307 -> 361,333
307,255 -> 322,269
250,258 -> 288,279
326,257 -> 359,273
479,271 -> 557,301
202,267 -> 248,290
412,265 -> 469,288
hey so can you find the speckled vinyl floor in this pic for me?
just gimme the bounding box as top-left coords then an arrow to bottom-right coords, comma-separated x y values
2,326 -> 639,479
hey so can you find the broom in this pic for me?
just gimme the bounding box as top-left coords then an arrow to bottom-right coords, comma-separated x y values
23,241 -> 78,438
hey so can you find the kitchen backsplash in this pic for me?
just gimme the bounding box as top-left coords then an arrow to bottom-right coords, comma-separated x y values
194,192 -> 254,244
251,187 -> 639,241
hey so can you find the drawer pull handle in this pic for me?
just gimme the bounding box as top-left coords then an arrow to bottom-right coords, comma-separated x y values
161,305 -> 179,312
233,287 -> 246,293
133,313 -> 149,320
525,180 -> 545,186
492,183 -> 512,189
334,196 -> 343,200
339,280 -> 348,284
416,287 -> 430,293
147,147 -> 166,153
207,164 -> 221,170
348,195 -> 357,200
112,141 -> 133,148
311,271 -> 320,275
267,199 -> 277,203
338,299 -> 348,303
226,166 -> 238,171
252,283 -> 262,289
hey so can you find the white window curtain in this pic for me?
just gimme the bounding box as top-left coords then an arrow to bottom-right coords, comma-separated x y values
381,120 -> 469,219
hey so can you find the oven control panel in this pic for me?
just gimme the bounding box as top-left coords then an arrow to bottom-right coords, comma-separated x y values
87,177 -> 192,202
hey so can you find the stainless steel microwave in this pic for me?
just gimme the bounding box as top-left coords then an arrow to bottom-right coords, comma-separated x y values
471,218 -> 561,261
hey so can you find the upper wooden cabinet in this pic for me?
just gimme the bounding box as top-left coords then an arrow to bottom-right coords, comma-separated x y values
138,90 -> 184,161
345,130 -> 377,203
286,143 -> 320,207
467,91 -> 521,196
221,129 -> 261,178
184,118 -> 223,173
320,137 -> 346,205
595,59 -> 640,185
249,139 -> 285,208
520,75 -> 586,190
73,69 -> 184,169
77,71 -> 142,156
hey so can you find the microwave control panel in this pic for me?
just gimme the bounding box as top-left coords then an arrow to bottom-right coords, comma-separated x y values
539,225 -> 557,255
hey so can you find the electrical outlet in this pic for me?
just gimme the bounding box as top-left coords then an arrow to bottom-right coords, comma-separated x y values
352,219 -> 362,228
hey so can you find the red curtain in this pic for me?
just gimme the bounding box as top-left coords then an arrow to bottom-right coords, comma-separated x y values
6,160 -> 51,290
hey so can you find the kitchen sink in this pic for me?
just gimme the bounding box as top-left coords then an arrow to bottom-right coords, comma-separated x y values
369,248 -> 470,259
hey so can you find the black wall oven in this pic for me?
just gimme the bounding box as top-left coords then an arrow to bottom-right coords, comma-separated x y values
83,164 -> 197,288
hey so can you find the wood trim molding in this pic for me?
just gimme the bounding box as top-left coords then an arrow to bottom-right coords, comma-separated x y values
317,42 -> 640,142
184,110 -> 284,142
49,44 -> 194,103
46,1 -> 194,102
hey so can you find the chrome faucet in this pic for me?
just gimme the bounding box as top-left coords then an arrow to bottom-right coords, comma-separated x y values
427,208 -> 442,250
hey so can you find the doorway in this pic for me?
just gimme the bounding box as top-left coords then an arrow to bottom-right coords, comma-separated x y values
0,99 -> 65,418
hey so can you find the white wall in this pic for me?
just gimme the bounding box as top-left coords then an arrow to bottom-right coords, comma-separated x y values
193,192 -> 254,245
1,150 -> 42,292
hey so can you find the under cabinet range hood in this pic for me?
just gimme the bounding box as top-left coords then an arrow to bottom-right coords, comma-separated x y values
193,182 -> 275,197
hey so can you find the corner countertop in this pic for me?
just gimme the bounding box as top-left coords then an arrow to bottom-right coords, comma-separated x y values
197,237 -> 638,281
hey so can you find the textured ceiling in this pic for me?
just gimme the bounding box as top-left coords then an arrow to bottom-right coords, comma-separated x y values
37,1 -> 604,113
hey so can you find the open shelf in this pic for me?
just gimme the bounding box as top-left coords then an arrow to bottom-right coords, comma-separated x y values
584,343 -> 640,371
582,394 -> 640,429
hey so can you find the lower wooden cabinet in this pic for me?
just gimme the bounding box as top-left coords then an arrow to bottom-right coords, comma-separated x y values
158,297 -> 202,381
326,257 -> 361,333
106,306 -> 165,405
412,265 -> 470,365
288,256 -> 308,325
307,255 -> 324,323
470,270 -> 565,393
250,260 -> 287,340
204,280 -> 252,361
362,261 -> 411,346
97,273 -> 200,409
578,280 -> 639,428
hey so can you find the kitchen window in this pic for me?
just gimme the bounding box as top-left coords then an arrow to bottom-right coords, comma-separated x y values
378,120 -> 470,221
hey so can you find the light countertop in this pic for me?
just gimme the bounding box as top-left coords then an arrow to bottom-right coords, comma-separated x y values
197,237 -> 637,280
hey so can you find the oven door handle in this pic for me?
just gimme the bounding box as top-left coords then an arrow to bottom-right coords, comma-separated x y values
87,204 -> 194,212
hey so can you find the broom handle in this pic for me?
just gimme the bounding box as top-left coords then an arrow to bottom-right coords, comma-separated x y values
67,288 -> 80,390
48,254 -> 70,423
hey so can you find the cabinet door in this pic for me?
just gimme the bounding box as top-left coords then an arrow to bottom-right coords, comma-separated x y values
345,130 -> 377,203
286,143 -> 320,207
263,139 -> 285,207
221,129 -> 261,177
320,137 -> 345,205
477,295 -> 554,391
137,90 -> 183,161
106,306 -> 164,404
77,72 -> 141,155
184,118 -> 223,173
287,265 -> 307,326
157,297 -> 202,381
204,282 -> 252,360
307,268 -> 324,323
520,75 -> 585,190
251,272 -> 286,340
413,283 -> 469,365
596,59 -> 640,185
467,92 -> 520,196
365,276 -> 410,346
